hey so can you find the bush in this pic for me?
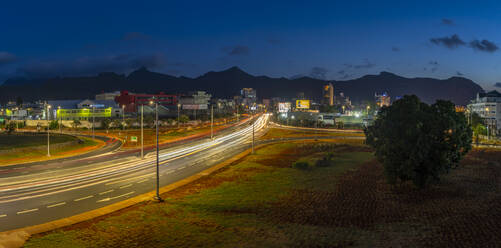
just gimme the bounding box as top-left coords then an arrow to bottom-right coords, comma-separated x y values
292,161 -> 309,170
315,152 -> 335,167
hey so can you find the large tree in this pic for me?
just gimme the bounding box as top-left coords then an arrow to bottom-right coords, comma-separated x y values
365,95 -> 472,188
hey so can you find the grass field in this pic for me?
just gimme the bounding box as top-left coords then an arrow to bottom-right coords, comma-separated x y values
0,135 -> 102,165
260,127 -> 365,140
0,133 -> 76,150
24,140 -> 501,247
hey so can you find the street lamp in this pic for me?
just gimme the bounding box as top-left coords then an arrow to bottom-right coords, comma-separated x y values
47,104 -> 51,157
91,105 -> 95,139
122,105 -> 125,131
150,98 -> 163,202
141,104 -> 144,159
342,105 -> 345,114
58,106 -> 62,134
211,104 -> 214,139
367,105 -> 370,116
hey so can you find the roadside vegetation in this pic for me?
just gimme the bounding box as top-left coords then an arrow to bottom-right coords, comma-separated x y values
260,127 -> 364,140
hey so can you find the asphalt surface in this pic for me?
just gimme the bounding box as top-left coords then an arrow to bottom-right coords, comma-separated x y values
0,115 -> 268,231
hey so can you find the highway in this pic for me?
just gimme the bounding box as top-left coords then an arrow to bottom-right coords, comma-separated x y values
0,114 -> 270,232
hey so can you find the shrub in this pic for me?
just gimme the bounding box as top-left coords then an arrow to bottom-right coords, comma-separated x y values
292,161 -> 309,170
315,152 -> 335,167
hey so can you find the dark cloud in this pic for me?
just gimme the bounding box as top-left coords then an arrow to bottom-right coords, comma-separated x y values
469,39 -> 498,53
337,70 -> 345,75
456,71 -> 464,76
339,73 -> 351,80
352,59 -> 375,69
429,60 -> 438,65
494,82 -> 501,88
309,67 -> 328,80
441,18 -> 454,26
391,46 -> 400,52
0,52 -> 17,66
222,45 -> 250,56
123,32 -> 150,41
430,34 -> 465,49
431,67 -> 438,73
17,53 -> 166,78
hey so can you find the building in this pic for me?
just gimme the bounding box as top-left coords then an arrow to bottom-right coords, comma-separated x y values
467,90 -> 501,134
375,92 -> 391,107
95,91 -> 120,101
48,99 -> 122,121
323,83 -> 334,106
241,88 -> 257,108
335,92 -> 352,109
180,91 -> 211,110
115,90 -> 178,113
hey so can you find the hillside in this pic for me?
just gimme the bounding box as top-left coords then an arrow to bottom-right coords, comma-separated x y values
0,67 -> 483,105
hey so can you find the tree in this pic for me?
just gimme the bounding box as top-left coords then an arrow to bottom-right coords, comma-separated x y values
5,121 -> 16,134
365,95 -> 472,188
472,123 -> 486,147
112,119 -> 123,129
179,114 -> 190,124
101,119 -> 111,132
49,120 -> 59,130
72,119 -> 81,130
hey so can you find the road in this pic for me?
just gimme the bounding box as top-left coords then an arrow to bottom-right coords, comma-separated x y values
0,114 -> 269,231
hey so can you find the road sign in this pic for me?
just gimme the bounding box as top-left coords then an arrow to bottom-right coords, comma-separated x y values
131,136 -> 138,142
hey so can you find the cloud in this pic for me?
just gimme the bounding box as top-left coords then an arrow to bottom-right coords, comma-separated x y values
122,32 -> 150,41
222,45 -> 250,56
309,67 -> 328,80
456,71 -> 464,76
391,46 -> 400,52
17,53 -> 166,78
352,59 -> 375,69
429,61 -> 438,65
0,52 -> 17,66
431,67 -> 438,73
430,34 -> 465,49
494,82 -> 501,88
469,39 -> 499,53
441,18 -> 454,26
337,70 -> 345,75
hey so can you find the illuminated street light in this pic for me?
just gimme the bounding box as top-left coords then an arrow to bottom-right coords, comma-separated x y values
150,98 -> 163,202
177,103 -> 181,128
47,104 -> 51,157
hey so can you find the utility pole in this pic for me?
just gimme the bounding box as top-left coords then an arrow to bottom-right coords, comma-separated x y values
211,104 -> 214,139
252,116 -> 255,154
141,104 -> 144,159
58,106 -> 62,134
47,104 -> 51,157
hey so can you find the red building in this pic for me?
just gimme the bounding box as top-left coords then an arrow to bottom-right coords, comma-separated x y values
115,90 -> 179,113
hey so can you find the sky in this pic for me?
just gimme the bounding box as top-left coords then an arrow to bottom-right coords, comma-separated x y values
1,0 -> 501,90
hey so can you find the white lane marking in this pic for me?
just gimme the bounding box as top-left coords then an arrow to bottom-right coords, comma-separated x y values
47,202 -> 66,208
17,208 -> 38,215
0,214 -> 6,218
74,195 -> 94,202
136,179 -> 148,184
119,184 -> 132,189
97,191 -> 135,203
99,189 -> 114,195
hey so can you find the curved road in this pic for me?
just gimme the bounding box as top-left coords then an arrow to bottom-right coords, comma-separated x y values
0,115 -> 269,231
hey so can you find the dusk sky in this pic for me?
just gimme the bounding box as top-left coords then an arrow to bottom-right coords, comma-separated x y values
1,0 -> 501,90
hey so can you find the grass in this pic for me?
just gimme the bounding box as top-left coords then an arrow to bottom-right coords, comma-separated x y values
0,133 -> 76,150
260,127 -> 365,140
25,141 -> 501,247
25,140 -> 374,247
0,136 -> 102,165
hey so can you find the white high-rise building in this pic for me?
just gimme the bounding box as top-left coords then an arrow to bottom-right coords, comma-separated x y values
467,90 -> 501,134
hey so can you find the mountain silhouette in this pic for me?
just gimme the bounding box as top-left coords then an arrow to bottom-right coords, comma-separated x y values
0,67 -> 483,105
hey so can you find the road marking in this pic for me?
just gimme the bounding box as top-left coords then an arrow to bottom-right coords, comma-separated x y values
17,208 -> 38,215
74,195 -> 94,202
136,179 -> 148,184
0,214 -> 6,218
99,189 -> 114,195
97,191 -> 135,203
120,184 -> 132,189
47,202 -> 66,208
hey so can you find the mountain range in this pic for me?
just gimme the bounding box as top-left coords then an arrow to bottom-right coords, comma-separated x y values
0,66 -> 484,105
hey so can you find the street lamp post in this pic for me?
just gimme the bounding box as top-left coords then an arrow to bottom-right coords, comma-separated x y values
141,104 -> 144,159
122,105 -> 125,131
92,105 -> 95,139
58,106 -> 62,134
367,105 -> 370,116
47,104 -> 51,157
151,98 -> 163,202
211,104 -> 214,139
252,114 -> 255,154
177,103 -> 181,128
